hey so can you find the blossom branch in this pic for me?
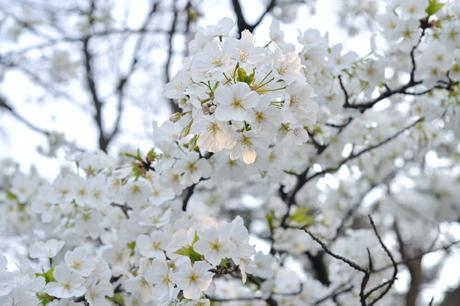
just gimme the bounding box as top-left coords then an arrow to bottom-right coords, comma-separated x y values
338,24 -> 456,113
304,117 -> 424,183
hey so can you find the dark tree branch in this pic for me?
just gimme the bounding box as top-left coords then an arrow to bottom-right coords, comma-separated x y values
110,202 -> 132,218
231,0 -> 276,35
295,226 -> 368,274
279,166 -> 310,227
307,128 -> 328,154
181,153 -> 213,211
338,26 -> 454,113
290,217 -> 399,306
365,216 -> 398,306
282,117 -> 423,224
81,0 -> 108,151
181,182 -> 196,211
306,251 -> 330,286
0,95 -> 51,137
304,117 -> 424,184
231,0 -> 250,34
314,284 -> 354,305
164,0 -> 181,114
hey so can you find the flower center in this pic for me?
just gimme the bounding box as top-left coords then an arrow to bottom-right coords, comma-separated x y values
210,240 -> 221,252
207,122 -> 220,135
188,272 -> 198,283
255,111 -> 265,123
231,98 -> 242,108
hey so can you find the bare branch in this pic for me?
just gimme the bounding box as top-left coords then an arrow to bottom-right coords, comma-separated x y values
164,0 -> 181,114
0,95 -> 51,137
231,0 -> 277,35
81,0 -> 107,151
295,226 -> 368,273
110,202 -> 132,219
106,1 -> 160,145
373,240 -> 460,273
314,284 -> 354,305
366,216 -> 398,306
2,28 -> 166,58
304,117 -> 424,184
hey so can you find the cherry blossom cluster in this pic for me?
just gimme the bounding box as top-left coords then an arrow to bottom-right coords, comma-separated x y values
165,17 -> 319,164
0,151 -> 264,306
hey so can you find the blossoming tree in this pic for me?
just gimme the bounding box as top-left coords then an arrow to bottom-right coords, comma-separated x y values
1,0 -> 460,306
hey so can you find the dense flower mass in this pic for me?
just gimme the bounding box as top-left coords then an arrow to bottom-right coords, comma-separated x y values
165,20 -> 318,165
1,0 -> 460,305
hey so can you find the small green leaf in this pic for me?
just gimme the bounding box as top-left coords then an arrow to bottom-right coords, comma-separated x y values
247,68 -> 256,84
266,211 -> 275,232
176,246 -> 204,263
131,163 -> 145,178
426,0 -> 445,16
122,152 -> 139,160
193,232 -> 200,244
187,135 -> 199,152
288,207 -> 315,226
180,120 -> 193,139
17,203 -> 27,212
236,67 -> 255,85
35,267 -> 55,284
146,149 -> 157,163
243,121 -> 252,132
107,293 -> 125,306
6,190 -> 17,201
127,241 -> 136,251
237,67 -> 248,82
37,292 -> 54,305
136,148 -> 142,161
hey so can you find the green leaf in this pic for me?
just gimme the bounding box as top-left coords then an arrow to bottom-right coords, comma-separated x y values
6,190 -> 17,201
176,246 -> 204,263
131,163 -> 145,178
243,121 -> 252,132
107,293 -> 125,306
236,67 -> 255,85
247,68 -> 256,84
266,211 -> 275,232
127,241 -> 136,251
136,148 -> 142,161
35,267 -> 55,284
193,231 -> 200,244
122,152 -> 139,160
146,149 -> 157,163
237,67 -> 248,82
288,207 -> 315,226
180,120 -> 193,139
17,203 -> 27,212
37,292 -> 54,305
187,135 -> 199,152
426,0 -> 445,16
